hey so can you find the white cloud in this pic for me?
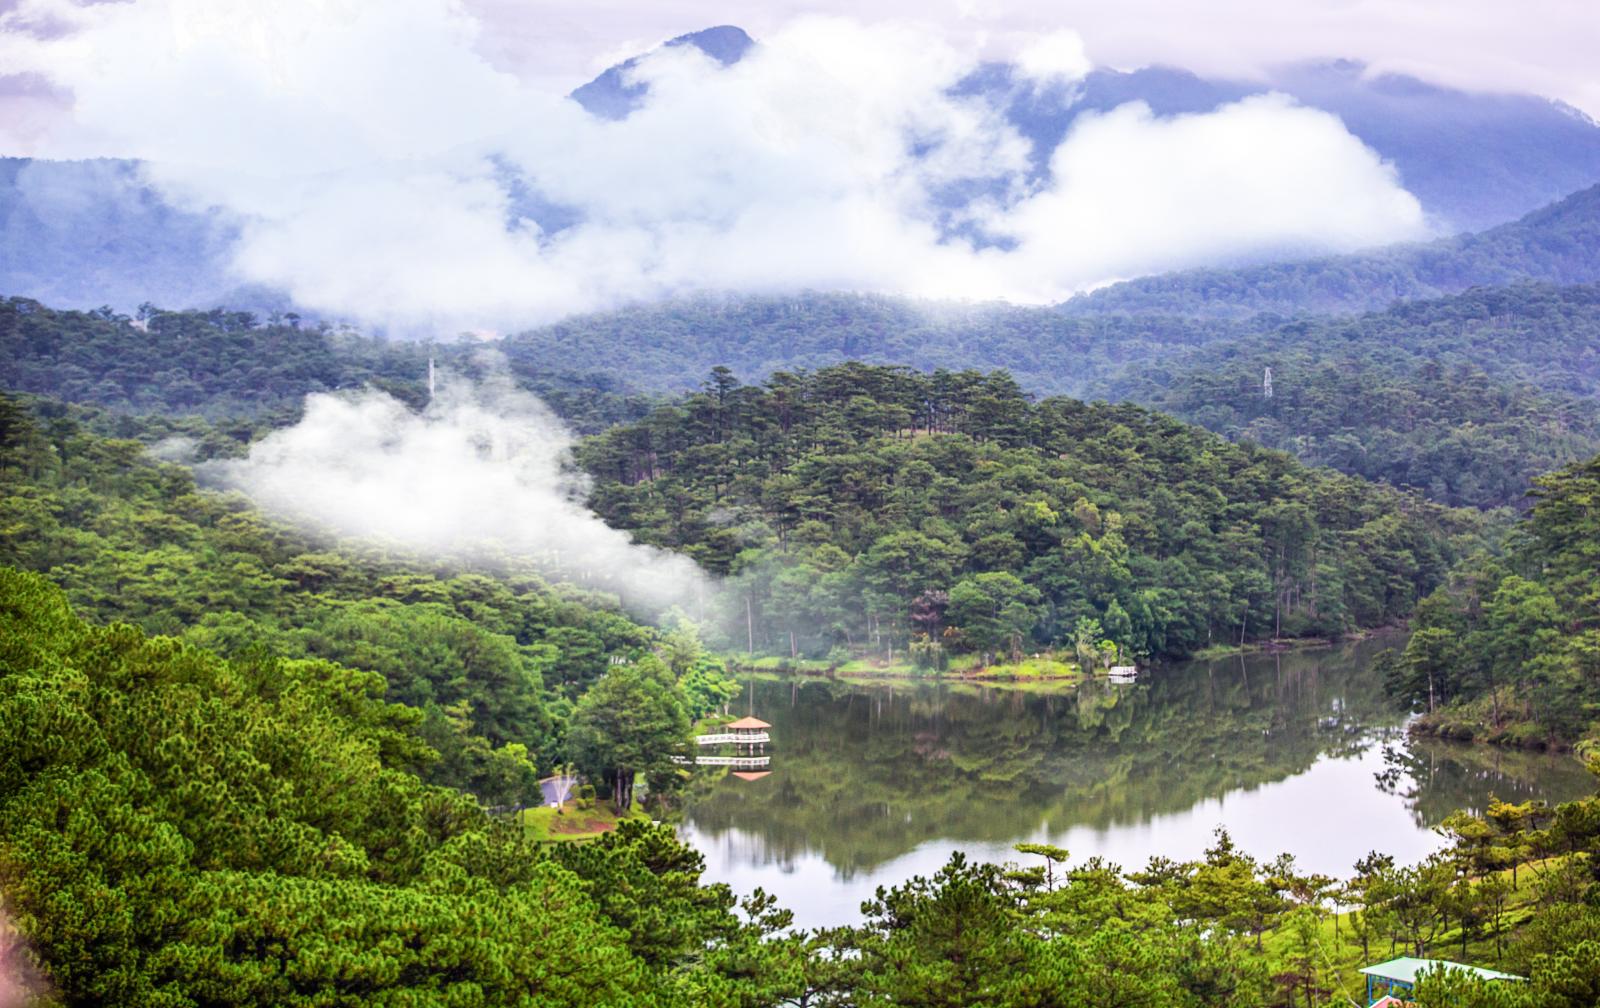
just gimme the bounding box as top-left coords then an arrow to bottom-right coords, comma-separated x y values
986,95 -> 1426,298
205,361 -> 713,616
2,1 -> 1429,331
459,0 -> 1600,121
1014,30 -> 1092,84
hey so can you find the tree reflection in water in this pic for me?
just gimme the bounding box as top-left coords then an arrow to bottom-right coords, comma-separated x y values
681,633 -> 1592,927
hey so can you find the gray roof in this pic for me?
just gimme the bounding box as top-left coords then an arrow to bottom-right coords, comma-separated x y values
1359,957 -> 1523,984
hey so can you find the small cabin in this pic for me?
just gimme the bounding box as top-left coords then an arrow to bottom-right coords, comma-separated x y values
1359,957 -> 1523,1005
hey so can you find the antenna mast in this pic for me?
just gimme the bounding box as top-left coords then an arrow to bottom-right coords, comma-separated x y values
428,357 -> 436,400
1262,366 -> 1273,399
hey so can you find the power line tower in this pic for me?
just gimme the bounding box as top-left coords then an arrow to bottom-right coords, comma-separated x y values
1262,366 -> 1273,399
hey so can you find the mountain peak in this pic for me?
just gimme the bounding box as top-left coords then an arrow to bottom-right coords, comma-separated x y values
570,25 -> 753,121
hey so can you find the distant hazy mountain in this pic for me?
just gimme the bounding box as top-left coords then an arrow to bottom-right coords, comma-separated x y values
569,25 -> 754,120
0,157 -> 301,316
974,60 -> 1600,235
575,30 -> 1600,235
489,181 -> 1600,391
0,158 -> 231,312
1063,181 -> 1600,318
5,27 -> 1597,316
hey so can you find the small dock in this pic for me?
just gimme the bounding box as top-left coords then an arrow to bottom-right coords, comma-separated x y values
688,755 -> 772,768
696,730 -> 770,745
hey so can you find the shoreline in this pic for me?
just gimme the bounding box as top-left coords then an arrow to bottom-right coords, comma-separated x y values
729,655 -> 1089,685
1407,716 -> 1578,754
1185,624 -> 1407,661
728,625 -> 1412,685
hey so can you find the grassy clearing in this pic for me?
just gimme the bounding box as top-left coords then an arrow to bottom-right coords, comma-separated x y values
740,655 -> 835,673
979,656 -> 1081,680
730,652 -> 1086,682
519,800 -> 645,842
1190,638 -> 1338,661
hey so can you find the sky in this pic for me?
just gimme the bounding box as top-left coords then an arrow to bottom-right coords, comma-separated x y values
0,0 -> 1594,332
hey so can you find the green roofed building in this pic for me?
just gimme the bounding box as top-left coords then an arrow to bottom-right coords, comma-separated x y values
1360,957 -> 1524,1004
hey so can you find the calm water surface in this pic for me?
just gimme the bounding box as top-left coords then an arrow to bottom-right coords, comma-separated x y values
679,635 -> 1595,930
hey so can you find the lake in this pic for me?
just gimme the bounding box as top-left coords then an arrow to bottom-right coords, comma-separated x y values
679,634 -> 1596,930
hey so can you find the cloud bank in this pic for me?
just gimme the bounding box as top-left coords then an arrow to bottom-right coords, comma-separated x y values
205,364 -> 712,616
1,1 -> 1428,331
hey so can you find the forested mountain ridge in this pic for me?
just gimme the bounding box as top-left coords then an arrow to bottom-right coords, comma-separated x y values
10,279 -> 1600,517
1100,283 -> 1600,508
499,291 -> 1239,395
1062,182 -> 1600,318
494,185 -> 1600,387
577,364 -> 1482,663
0,297 -> 653,433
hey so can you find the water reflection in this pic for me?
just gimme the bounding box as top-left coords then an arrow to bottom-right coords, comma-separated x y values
681,635 -> 1595,929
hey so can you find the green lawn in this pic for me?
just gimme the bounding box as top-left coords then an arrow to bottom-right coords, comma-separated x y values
731,651 -> 1085,681
519,801 -> 645,842
979,656 -> 1082,680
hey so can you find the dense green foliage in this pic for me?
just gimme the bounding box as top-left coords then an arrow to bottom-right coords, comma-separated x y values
0,393 -> 667,802
1104,284 -> 1600,509
0,568 -> 806,1007
580,364 -> 1479,662
1062,183 -> 1600,319
828,774 -> 1600,1008
1390,452 -> 1600,746
9,565 -> 1600,1004
569,656 -> 692,813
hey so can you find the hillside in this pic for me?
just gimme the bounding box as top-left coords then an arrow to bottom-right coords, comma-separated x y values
500,292 -> 1240,395
0,157 -> 252,313
1100,283 -> 1600,508
1063,183 -> 1600,318
0,394 -> 661,801
1392,451 -> 1600,747
577,364 -> 1482,663
12,282 -> 1600,516
0,566 -> 798,1006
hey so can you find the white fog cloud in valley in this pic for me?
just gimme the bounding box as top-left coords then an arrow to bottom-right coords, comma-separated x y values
0,0 -> 1430,332
204,364 -> 712,616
